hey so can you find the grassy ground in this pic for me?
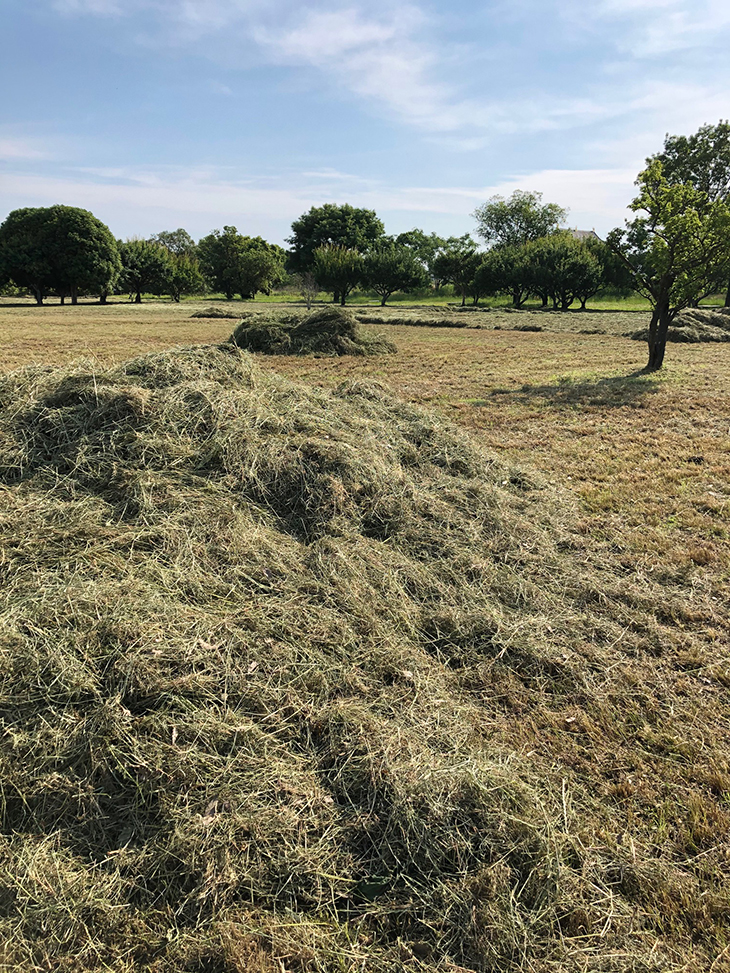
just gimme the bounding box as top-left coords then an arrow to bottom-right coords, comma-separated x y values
1,298 -> 729,970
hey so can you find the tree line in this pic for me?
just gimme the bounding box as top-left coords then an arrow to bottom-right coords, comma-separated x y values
0,198 -> 631,310
1,121 -> 730,370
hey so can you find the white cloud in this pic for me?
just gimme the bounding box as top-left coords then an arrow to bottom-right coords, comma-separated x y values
587,0 -> 730,55
0,163 -> 638,242
0,138 -> 49,161
253,5 -> 465,131
41,0 -> 730,158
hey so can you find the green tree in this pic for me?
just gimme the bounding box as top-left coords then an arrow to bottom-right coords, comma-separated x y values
312,246 -> 364,305
0,205 -> 120,305
237,240 -> 286,298
119,239 -> 173,303
473,190 -> 567,250
363,241 -> 429,305
394,229 -> 446,277
471,249 -> 507,305
651,121 -> 730,305
287,204 -> 385,274
607,159 -> 730,370
168,255 -> 205,302
431,237 -> 481,306
526,234 -> 603,310
151,228 -> 197,258
197,226 -> 244,300
197,227 -> 284,300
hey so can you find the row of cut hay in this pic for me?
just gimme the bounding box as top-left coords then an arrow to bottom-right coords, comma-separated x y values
355,313 -> 472,328
0,344 -> 727,971
190,306 -> 244,319
628,306 -> 730,343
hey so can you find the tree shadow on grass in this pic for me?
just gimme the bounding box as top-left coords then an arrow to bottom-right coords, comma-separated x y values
483,371 -> 661,410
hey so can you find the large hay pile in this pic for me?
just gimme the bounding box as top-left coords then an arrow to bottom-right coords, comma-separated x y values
629,306 -> 730,343
230,306 -> 397,356
0,346 -> 726,972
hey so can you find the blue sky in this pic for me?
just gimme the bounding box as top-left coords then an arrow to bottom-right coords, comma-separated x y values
1,0 -> 729,245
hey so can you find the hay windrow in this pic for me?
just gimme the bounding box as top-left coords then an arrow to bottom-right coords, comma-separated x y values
190,306 -> 244,319
230,306 -> 397,356
628,306 -> 730,343
0,344 -> 726,972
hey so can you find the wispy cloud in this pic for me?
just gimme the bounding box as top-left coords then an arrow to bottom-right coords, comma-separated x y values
37,0 -> 730,170
571,0 -> 730,55
254,5 -> 464,130
0,163 -> 638,242
0,138 -> 50,161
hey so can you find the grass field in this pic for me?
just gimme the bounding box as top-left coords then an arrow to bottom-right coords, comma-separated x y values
1,297 -> 729,971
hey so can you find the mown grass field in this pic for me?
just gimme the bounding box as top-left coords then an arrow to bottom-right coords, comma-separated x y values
2,296 -> 728,652
1,296 -> 729,971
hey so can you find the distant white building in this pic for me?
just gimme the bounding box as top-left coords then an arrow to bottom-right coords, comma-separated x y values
570,229 -> 601,241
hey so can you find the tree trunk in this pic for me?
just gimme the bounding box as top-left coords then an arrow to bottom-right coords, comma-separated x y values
71,287 -> 78,306
333,290 -> 340,304
100,292 -> 107,305
512,287 -> 520,308
380,294 -> 388,306
60,295 -> 65,306
725,279 -> 730,308
135,291 -> 142,304
580,299 -> 587,310
541,294 -> 548,308
33,288 -> 43,306
645,300 -> 670,371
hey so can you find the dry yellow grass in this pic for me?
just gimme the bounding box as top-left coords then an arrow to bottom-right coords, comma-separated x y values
1,297 -> 729,971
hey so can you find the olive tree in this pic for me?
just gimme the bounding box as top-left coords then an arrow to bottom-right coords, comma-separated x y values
607,159 -> 730,371
431,237 -> 481,306
312,246 -> 363,305
650,121 -> 730,305
363,242 -> 428,305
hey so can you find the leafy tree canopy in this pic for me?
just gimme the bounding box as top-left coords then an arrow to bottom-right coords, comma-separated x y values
431,236 -> 481,306
650,120 -> 730,202
168,255 -> 205,303
119,239 -> 173,304
312,246 -> 364,305
607,158 -> 730,370
287,204 -> 385,273
473,190 -> 567,250
197,227 -> 285,300
151,228 -> 198,258
363,241 -> 429,305
394,229 -> 446,274
524,233 -> 603,310
0,205 -> 120,305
